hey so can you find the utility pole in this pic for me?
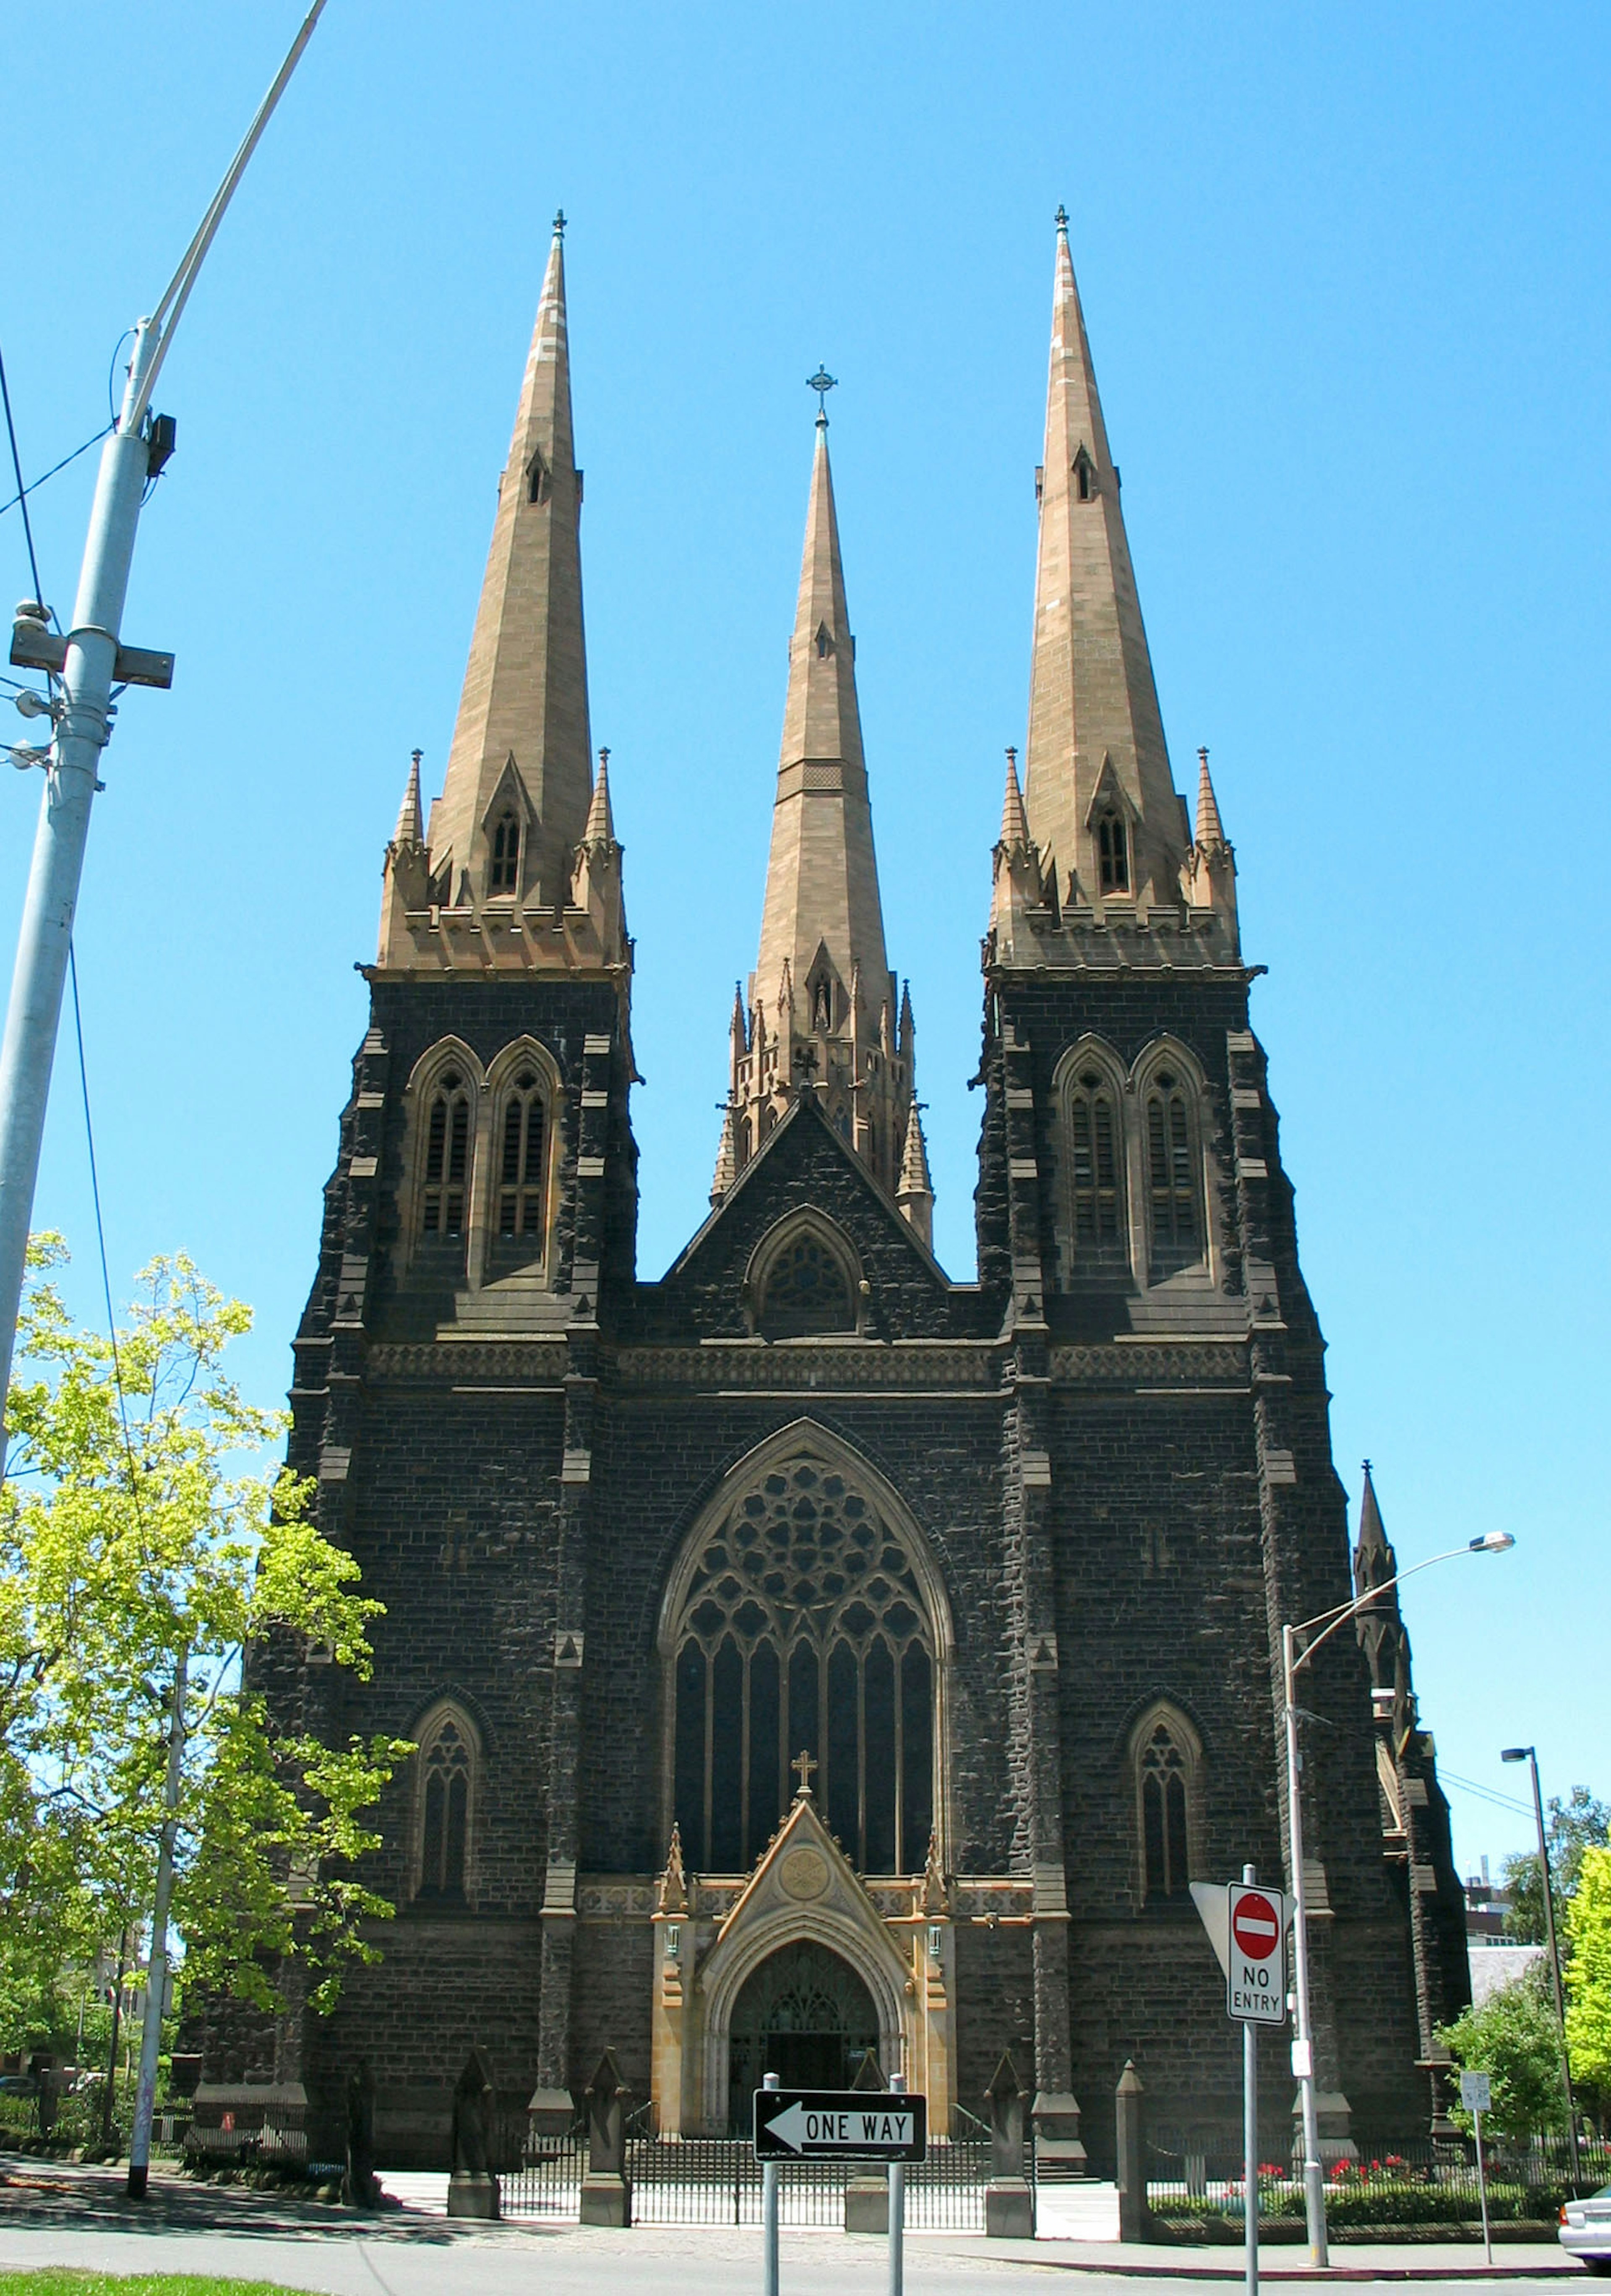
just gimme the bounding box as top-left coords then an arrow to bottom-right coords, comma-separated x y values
0,1 -> 328,1445
1501,1744 -> 1582,2185
127,1644 -> 188,2197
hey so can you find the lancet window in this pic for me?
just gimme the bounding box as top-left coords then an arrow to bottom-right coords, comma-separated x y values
1144,1068 -> 1202,1275
1135,1711 -> 1196,1902
420,1070 -> 472,1237
496,1070 -> 547,1243
489,812 -> 521,894
1067,1066 -> 1124,1265
1098,813 -> 1129,893
415,1708 -> 475,1902
669,1457 -> 937,1876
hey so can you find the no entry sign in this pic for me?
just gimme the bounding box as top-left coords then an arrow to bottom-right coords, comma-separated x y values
1227,1885 -> 1287,2024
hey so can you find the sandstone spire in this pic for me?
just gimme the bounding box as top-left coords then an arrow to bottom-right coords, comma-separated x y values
725,399 -> 918,1207
428,213 -> 592,911
753,409 -> 892,1015
1024,209 -> 1186,910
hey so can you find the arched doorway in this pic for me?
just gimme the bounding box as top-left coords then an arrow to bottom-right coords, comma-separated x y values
726,1940 -> 879,2133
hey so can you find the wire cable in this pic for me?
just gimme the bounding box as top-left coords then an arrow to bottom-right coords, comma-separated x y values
0,421 -> 115,522
0,334 -> 46,607
1441,1769 -> 1533,1816
67,942 -> 146,1522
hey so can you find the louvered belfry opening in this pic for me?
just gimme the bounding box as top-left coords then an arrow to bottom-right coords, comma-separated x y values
670,1457 -> 936,1875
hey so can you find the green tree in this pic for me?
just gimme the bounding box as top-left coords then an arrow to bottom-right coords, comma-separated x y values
1438,1961 -> 1568,2139
1565,1847 -> 1611,2107
1503,1786 -> 1611,1944
0,1238 -> 409,2047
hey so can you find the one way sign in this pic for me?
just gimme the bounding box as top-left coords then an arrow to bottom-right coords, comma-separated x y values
752,2088 -> 928,2162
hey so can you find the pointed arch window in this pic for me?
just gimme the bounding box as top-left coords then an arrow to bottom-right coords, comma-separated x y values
1068,1065 -> 1124,1264
497,1069 -> 548,1242
668,1455 -> 938,1874
527,450 -> 550,506
1145,1067 -> 1202,1276
757,1231 -> 855,1338
1098,812 -> 1129,893
1130,1706 -> 1201,1904
1074,447 -> 1097,503
415,1709 -> 476,1902
738,1117 -> 753,1169
489,812 -> 521,895
815,620 -> 834,660
421,1070 -> 472,1237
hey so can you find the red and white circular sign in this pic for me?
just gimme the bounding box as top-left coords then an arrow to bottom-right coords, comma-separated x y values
1231,1890 -> 1280,1961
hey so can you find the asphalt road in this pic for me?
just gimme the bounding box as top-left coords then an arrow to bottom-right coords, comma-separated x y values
0,2154 -> 1585,2294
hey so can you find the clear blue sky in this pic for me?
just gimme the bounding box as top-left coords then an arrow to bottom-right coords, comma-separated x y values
6,3 -> 1607,1882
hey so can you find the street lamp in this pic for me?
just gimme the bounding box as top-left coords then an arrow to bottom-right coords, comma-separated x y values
1500,1745 -> 1580,2185
1283,1530 -> 1514,2267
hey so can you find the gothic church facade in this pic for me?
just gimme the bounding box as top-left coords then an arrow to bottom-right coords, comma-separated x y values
227,214 -> 1469,2164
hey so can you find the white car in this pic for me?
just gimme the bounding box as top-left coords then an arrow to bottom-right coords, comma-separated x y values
1561,2186 -> 1611,2273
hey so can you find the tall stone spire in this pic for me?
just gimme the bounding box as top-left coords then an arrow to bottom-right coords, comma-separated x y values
427,212 -> 592,911
377,220 -> 628,988
723,395 -> 918,1206
1023,209 -> 1186,911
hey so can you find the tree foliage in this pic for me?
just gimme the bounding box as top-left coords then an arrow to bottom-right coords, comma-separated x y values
1565,1847 -> 1611,2102
1437,1961 -> 1569,2139
0,1238 -> 408,2046
1503,1786 -> 1611,1945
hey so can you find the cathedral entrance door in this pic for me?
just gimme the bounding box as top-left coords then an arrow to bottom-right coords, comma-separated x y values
726,1940 -> 880,2134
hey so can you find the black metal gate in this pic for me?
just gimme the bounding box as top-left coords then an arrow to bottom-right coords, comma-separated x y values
500,2103 -> 1009,2229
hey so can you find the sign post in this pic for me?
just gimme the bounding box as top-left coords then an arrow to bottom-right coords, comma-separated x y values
1460,2071 -> 1493,2265
761,2072 -> 779,2296
888,2072 -> 907,2296
1191,1871 -> 1290,2296
752,2077 -> 927,2291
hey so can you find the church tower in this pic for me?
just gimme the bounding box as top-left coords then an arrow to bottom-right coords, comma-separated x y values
714,398 -> 921,1217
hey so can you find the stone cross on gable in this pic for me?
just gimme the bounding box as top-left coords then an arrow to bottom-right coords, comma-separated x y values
791,1747 -> 818,1797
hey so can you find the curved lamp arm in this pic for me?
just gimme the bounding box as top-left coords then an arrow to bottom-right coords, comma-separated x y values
1288,1532 -> 1514,1678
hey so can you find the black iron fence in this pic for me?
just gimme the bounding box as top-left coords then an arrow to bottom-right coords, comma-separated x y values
497,2102 -> 1014,2230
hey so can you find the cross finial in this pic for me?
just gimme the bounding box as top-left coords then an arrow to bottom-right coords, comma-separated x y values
411,747 -> 422,769
598,745 -> 610,768
806,365 -> 837,424
553,209 -> 567,238
1055,204 -> 1069,232
1006,744 -> 1017,770
791,1747 -> 818,1797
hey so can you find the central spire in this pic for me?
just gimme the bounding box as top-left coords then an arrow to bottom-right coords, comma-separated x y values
1023,208 -> 1186,910
716,394 -> 925,1226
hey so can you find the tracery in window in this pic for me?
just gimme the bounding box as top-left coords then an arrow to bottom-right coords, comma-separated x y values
669,1457 -> 936,1875
756,1233 -> 854,1338
1132,1709 -> 1199,1903
496,1069 -> 547,1243
421,1070 -> 471,1237
1144,1067 -> 1202,1276
1098,812 -> 1129,892
417,1709 -> 475,1901
489,812 -> 520,894
1068,1065 -> 1124,1264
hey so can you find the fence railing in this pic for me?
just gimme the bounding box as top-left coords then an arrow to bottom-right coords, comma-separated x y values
496,2105 -> 1014,2230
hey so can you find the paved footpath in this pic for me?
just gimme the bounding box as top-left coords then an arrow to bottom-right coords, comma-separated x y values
0,2155 -> 1586,2295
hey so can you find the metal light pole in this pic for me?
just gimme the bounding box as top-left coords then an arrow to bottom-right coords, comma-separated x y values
1500,1744 -> 1581,2184
1283,1530 -> 1514,2269
0,1 -> 328,1445
127,1643 -> 187,2197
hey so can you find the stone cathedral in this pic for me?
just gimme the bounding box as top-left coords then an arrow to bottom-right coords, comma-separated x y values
217,213 -> 1471,2166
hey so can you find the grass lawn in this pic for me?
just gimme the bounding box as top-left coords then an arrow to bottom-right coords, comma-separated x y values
0,2276 -> 300,2293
